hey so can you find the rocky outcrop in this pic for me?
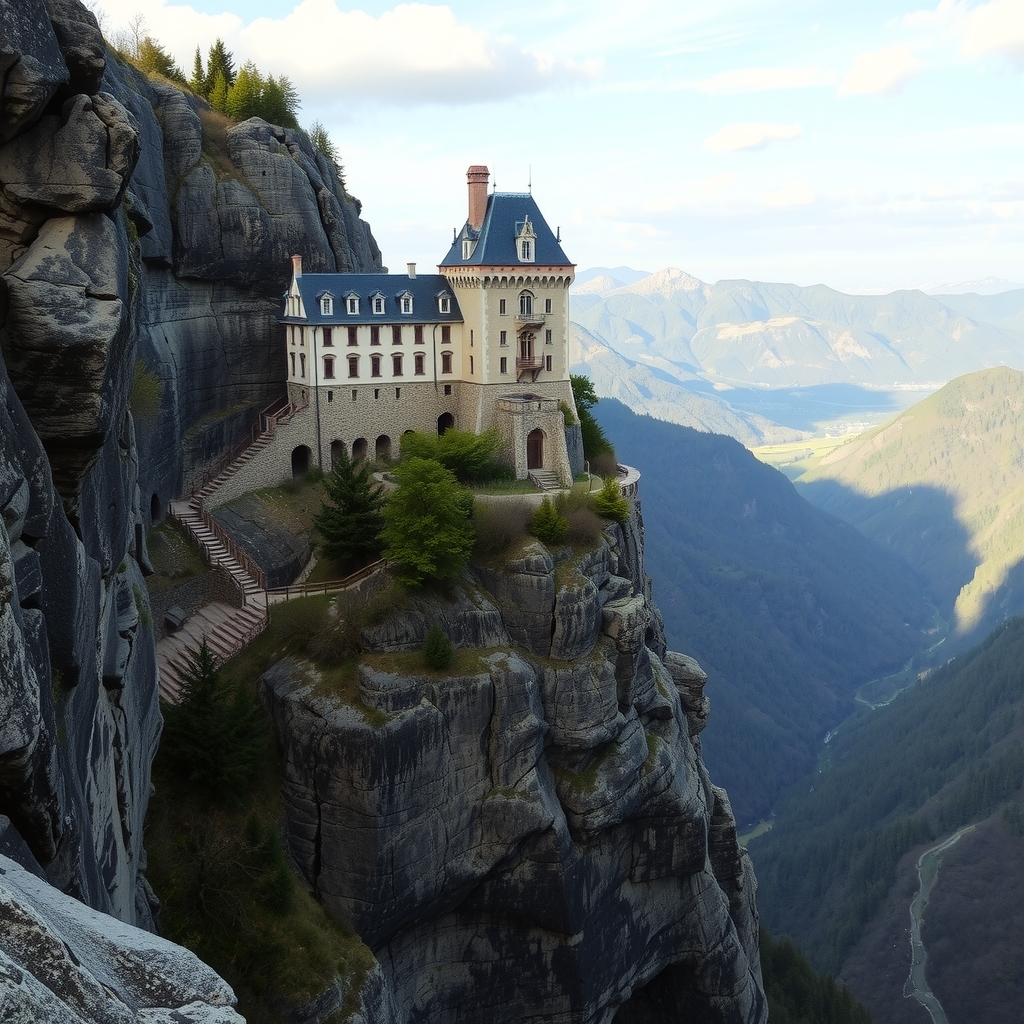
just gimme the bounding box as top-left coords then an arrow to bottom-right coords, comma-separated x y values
262,501 -> 767,1024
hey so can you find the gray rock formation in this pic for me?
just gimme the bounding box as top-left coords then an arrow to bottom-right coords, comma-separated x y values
262,502 -> 767,1024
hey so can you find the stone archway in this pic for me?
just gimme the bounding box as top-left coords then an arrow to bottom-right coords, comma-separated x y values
437,412 -> 455,435
375,435 -> 391,462
527,429 -> 544,470
352,437 -> 368,460
291,445 -> 311,478
150,493 -> 162,523
330,440 -> 346,467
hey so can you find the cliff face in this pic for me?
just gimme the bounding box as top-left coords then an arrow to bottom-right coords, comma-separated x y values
262,502 -> 767,1024
0,0 -> 379,1014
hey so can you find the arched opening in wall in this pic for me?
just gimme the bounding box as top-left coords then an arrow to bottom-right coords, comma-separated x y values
330,440 -> 346,468
437,412 -> 455,435
375,435 -> 391,462
352,437 -> 368,460
527,429 -> 544,470
291,445 -> 311,478
150,493 -> 162,523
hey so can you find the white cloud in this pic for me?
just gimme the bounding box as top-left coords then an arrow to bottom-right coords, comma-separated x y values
839,45 -> 924,96
901,0 -> 969,30
238,1 -> 594,105
961,0 -> 1024,65
760,180 -> 817,207
695,65 -> 836,94
703,122 -> 803,153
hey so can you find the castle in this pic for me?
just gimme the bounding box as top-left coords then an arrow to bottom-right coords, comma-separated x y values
277,165 -> 579,485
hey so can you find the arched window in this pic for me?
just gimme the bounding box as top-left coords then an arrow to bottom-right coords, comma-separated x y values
392,354 -> 403,376
441,351 -> 452,374
348,356 -> 358,378
371,355 -> 381,377
414,353 -> 425,375
323,356 -> 335,379
375,435 -> 391,461
519,291 -> 534,316
299,352 -> 306,377
527,429 -> 544,470
352,437 -> 368,460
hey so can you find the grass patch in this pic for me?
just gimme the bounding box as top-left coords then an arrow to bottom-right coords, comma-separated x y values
196,105 -> 242,182
146,519 -> 208,588
363,646 -> 492,680
470,478 -> 540,495
240,477 -> 329,538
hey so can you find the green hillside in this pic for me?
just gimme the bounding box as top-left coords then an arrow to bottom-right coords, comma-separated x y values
799,367 -> 1024,643
750,616 -> 1024,1024
595,401 -> 933,824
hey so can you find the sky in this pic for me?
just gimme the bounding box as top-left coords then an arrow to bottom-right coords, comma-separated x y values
87,0 -> 1023,292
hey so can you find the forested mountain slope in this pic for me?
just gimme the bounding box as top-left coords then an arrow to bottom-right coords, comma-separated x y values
595,401 -> 933,824
799,367 -> 1024,645
750,616 -> 1024,1024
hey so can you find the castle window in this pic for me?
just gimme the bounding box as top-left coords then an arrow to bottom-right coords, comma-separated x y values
371,355 -> 381,377
470,330 -> 473,347
545,298 -> 552,314
401,295 -> 412,314
441,325 -> 451,344
392,325 -> 402,345
439,294 -> 451,313
324,356 -> 335,379
441,352 -> 452,374
545,355 -> 552,371
374,389 -> 380,400
396,387 -> 401,399
545,329 -> 552,345
348,356 -> 358,378
469,355 -> 474,374
323,328 -> 333,347
462,239 -> 474,260
299,353 -> 306,377
414,325 -> 424,344
290,352 -> 296,375
327,390 -> 333,402
519,239 -> 532,262
500,330 -> 507,346
499,299 -> 506,315
372,295 -> 385,314
347,325 -> 358,346
346,295 -> 359,314
393,354 -> 403,376
320,295 -> 333,316
444,384 -> 452,396
370,326 -> 380,345
519,291 -> 533,316
415,353 -> 425,375
352,389 -> 358,400
500,356 -> 507,374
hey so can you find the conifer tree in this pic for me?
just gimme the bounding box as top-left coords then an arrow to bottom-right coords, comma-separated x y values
529,496 -> 569,545
226,60 -> 261,121
314,448 -> 386,572
205,38 -> 235,93
189,47 -> 205,95
208,70 -> 229,114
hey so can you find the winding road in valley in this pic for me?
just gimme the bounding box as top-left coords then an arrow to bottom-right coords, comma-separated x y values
904,826 -> 974,1024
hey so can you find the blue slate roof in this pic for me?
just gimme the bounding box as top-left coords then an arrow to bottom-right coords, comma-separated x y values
279,273 -> 462,324
438,192 -> 572,268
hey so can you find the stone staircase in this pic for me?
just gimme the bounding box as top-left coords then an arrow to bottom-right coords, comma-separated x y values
191,431 -> 274,509
529,469 -> 561,491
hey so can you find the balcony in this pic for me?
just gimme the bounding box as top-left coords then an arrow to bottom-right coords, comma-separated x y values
514,311 -> 546,328
516,356 -> 543,371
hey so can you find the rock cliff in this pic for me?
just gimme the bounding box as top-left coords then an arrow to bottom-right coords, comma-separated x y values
1,0 -> 379,1015
262,502 -> 767,1024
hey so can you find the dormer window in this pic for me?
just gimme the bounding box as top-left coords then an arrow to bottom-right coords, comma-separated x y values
438,293 -> 451,314
516,217 -> 536,263
319,293 -> 334,316
399,292 -> 413,314
346,294 -> 359,314
372,294 -> 385,315
462,239 -> 475,260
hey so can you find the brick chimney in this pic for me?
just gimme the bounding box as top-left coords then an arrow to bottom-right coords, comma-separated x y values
291,254 -> 302,278
407,262 -> 416,279
467,165 -> 489,232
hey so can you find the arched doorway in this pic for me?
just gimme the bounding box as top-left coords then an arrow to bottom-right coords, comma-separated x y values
527,429 -> 544,470
437,412 -> 454,435
291,445 -> 311,478
330,440 -> 346,467
352,437 -> 368,460
375,435 -> 391,462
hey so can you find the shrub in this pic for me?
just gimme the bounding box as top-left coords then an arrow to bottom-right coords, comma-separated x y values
590,452 -> 620,478
379,457 -> 475,587
563,505 -> 605,544
422,624 -> 454,670
400,428 -> 505,483
530,497 -> 569,545
571,374 -> 616,462
560,400 -> 576,426
593,476 -> 630,523
473,500 -> 530,561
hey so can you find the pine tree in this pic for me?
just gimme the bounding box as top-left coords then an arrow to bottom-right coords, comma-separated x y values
190,47 -> 205,95
529,496 -> 569,545
136,37 -> 186,85
208,70 -> 229,114
592,476 -> 630,523
314,448 -> 386,573
205,38 -> 235,94
226,60 -> 261,121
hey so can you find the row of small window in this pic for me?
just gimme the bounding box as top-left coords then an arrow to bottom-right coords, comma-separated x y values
309,325 -> 450,347
323,385 -> 455,403
290,351 -> 553,380
462,238 -> 534,262
319,294 -> 452,317
498,295 -> 552,316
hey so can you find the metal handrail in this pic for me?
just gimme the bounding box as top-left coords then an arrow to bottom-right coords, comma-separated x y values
266,560 -> 384,601
516,356 -> 543,369
514,312 -> 546,324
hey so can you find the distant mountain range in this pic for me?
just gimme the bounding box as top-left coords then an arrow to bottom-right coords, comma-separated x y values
799,367 -> 1024,647
571,268 -> 1024,440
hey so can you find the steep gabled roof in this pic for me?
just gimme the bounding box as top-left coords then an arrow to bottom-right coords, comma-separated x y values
279,273 -> 461,324
439,192 -> 572,268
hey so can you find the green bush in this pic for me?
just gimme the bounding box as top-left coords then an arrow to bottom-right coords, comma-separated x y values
530,497 -> 569,545
472,499 -> 530,561
400,428 -> 506,483
593,477 -> 630,523
379,457 -> 475,587
422,624 -> 454,670
571,374 -> 616,462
